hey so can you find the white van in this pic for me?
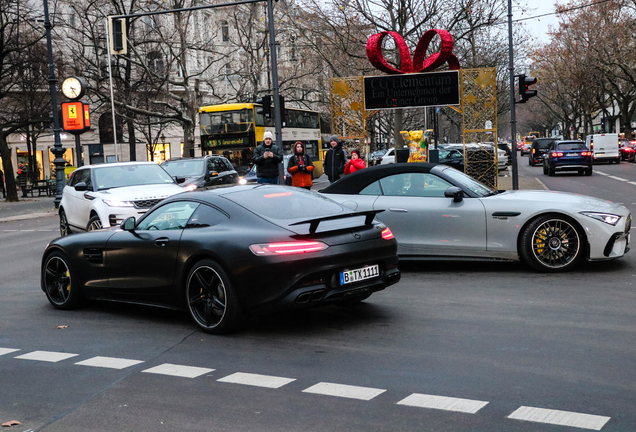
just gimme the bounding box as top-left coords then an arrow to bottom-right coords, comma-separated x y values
585,133 -> 620,164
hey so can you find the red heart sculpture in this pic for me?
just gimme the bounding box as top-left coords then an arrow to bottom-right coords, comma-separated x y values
366,29 -> 460,75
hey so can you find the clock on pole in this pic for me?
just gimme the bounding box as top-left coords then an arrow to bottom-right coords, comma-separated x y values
61,76 -> 86,101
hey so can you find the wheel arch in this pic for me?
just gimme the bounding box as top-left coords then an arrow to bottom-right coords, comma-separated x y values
516,211 -> 590,262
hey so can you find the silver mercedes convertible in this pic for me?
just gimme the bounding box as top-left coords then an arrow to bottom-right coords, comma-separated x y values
320,163 -> 631,272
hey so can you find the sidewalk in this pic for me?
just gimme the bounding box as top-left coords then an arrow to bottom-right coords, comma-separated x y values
0,195 -> 57,223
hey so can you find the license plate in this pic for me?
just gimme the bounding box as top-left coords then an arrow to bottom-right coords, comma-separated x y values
567,153 -> 578,156
340,265 -> 379,285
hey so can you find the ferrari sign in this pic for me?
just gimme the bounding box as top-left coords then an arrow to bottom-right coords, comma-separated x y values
62,102 -> 90,133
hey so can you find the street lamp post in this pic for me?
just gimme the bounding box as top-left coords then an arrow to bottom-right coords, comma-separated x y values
43,0 -> 66,207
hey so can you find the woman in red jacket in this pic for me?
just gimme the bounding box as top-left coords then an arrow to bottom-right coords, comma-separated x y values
344,150 -> 365,174
287,141 -> 314,189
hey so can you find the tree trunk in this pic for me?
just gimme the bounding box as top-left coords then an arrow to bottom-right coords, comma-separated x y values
128,116 -> 137,161
0,133 -> 19,202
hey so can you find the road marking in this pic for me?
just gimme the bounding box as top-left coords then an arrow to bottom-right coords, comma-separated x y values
303,382 -> 386,400
535,178 -> 550,190
508,406 -> 610,430
0,348 -> 20,356
15,350 -> 78,362
75,356 -> 144,370
397,393 -> 489,414
595,171 -> 609,176
629,182 -> 636,186
218,372 -> 296,389
2,230 -> 18,232
608,175 -> 629,181
142,363 -> 215,378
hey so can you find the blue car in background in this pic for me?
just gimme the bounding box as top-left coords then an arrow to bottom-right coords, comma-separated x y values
543,140 -> 593,176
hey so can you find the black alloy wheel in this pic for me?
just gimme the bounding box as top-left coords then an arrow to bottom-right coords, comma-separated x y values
185,259 -> 245,334
59,209 -> 72,237
42,251 -> 82,309
520,215 -> 584,272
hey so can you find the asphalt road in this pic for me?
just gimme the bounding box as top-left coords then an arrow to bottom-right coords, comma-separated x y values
1,157 -> 635,432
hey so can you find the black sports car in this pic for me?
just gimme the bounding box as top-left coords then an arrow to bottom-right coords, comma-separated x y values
41,185 -> 400,333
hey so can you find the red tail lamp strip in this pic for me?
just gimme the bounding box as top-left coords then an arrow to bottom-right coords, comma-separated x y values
381,227 -> 394,240
264,192 -> 293,198
250,241 -> 328,256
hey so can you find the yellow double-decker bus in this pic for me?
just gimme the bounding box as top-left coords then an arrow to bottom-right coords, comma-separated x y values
199,103 -> 324,176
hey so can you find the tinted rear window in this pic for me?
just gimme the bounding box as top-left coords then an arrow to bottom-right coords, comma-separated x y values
557,143 -> 586,150
227,186 -> 344,220
533,139 -> 556,149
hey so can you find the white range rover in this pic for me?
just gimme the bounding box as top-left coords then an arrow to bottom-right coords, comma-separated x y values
59,162 -> 185,236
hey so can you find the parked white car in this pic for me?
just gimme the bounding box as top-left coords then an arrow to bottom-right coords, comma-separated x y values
59,162 -> 186,236
380,148 -> 395,164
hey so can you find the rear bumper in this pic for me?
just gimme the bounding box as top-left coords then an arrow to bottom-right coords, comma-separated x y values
552,163 -> 592,171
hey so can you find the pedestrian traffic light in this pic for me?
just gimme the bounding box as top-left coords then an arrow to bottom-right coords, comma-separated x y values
108,17 -> 127,55
256,95 -> 272,118
277,95 -> 285,123
518,74 -> 537,103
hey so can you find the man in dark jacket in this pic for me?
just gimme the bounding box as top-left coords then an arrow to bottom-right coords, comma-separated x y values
324,135 -> 347,184
252,131 -> 283,184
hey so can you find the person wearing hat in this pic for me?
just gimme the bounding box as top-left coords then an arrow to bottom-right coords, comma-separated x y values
344,149 -> 365,175
287,141 -> 314,189
324,134 -> 347,184
252,131 -> 283,184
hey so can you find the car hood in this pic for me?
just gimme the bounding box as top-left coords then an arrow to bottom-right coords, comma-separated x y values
490,190 -> 627,214
93,184 -> 185,200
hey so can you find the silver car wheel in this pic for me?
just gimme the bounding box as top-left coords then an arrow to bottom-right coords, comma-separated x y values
522,217 -> 582,272
87,215 -> 102,231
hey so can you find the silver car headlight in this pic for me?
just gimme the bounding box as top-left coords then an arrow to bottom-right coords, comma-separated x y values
580,212 -> 621,226
103,199 -> 135,207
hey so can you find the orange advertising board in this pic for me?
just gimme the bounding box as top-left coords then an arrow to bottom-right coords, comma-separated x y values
83,103 -> 90,127
62,102 -> 85,131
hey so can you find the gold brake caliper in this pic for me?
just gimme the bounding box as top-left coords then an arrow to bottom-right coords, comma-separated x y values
535,228 -> 547,254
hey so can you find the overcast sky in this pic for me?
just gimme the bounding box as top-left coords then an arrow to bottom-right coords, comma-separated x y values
514,0 -> 564,43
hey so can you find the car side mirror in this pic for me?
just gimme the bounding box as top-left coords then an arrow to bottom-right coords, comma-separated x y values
208,170 -> 219,177
121,217 -> 136,232
74,182 -> 87,191
175,176 -> 186,184
444,186 -> 464,203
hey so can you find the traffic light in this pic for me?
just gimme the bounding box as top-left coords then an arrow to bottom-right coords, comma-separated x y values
518,74 -> 537,103
277,95 -> 285,123
108,17 -> 127,55
256,95 -> 272,118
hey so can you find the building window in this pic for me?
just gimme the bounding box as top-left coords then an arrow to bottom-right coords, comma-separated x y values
221,20 -> 229,42
147,51 -> 164,74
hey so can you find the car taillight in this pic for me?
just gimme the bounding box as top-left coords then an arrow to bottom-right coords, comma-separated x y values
249,241 -> 328,256
551,152 -> 564,157
581,151 -> 592,156
381,227 -> 394,240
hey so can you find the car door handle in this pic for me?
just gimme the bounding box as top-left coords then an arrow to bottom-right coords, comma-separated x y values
155,238 -> 169,247
389,208 -> 408,212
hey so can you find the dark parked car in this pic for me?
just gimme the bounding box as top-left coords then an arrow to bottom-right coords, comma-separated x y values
41,185 -> 400,333
497,143 -> 512,165
619,139 -> 636,162
529,138 -> 559,166
438,148 -> 464,170
162,155 -> 239,190
543,140 -> 592,176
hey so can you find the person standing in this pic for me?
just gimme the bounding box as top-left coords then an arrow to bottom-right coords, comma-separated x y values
324,135 -> 346,184
344,149 -> 365,175
0,168 -> 5,199
287,141 -> 314,190
252,131 -> 283,184
16,162 -> 28,197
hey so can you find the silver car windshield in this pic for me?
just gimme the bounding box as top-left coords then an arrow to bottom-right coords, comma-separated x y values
440,167 -> 496,197
94,164 -> 175,190
162,159 -> 205,177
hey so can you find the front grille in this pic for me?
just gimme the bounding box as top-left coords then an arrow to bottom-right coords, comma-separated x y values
133,199 -> 163,209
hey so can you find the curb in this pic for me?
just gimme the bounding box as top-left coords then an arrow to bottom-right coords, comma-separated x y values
0,211 -> 57,223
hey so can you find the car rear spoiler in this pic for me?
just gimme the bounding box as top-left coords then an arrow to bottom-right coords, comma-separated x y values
289,209 -> 385,234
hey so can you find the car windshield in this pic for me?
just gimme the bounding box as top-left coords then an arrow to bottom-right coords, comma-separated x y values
533,139 -> 555,149
440,167 -> 496,197
557,143 -> 586,150
93,164 -> 175,190
162,160 -> 205,177
227,186 -> 344,220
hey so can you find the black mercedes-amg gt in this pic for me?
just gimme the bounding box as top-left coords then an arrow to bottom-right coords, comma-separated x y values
41,185 -> 400,334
